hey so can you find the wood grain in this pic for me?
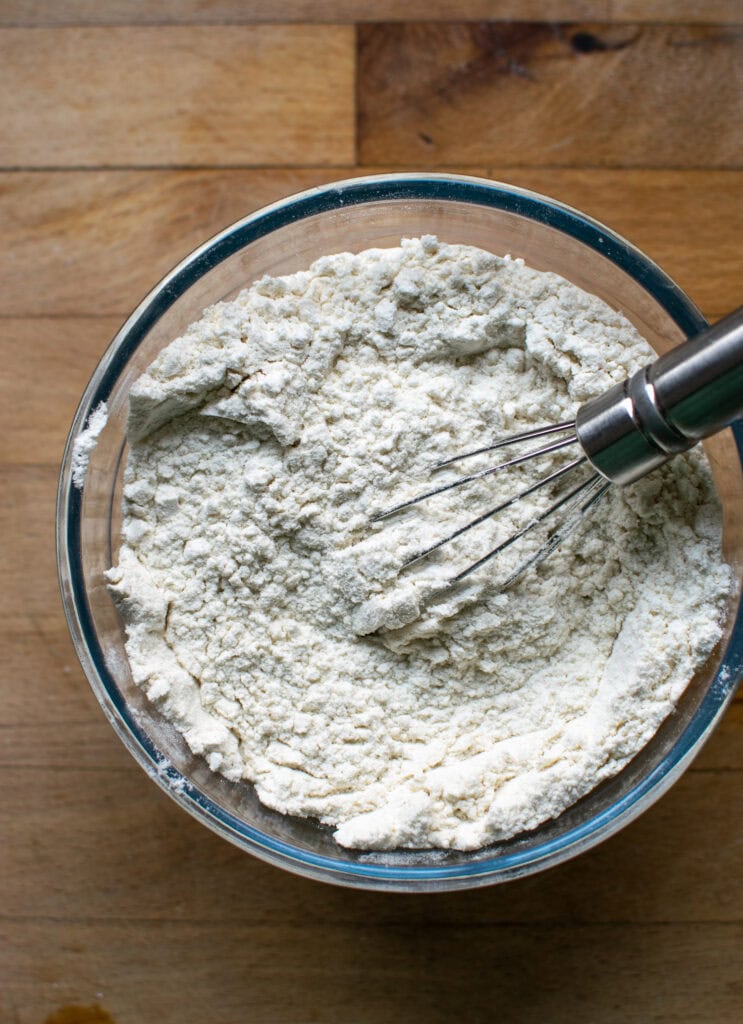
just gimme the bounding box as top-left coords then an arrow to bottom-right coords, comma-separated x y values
694,701 -> 743,768
0,168 -> 492,318
2,1 -> 742,25
358,22 -> 743,168
0,318 -> 121,464
5,918 -> 743,1023
2,762 -> 742,922
0,26 -> 355,167
0,467 -> 61,622
614,0 -> 743,22
478,168 -> 743,321
3,5 -> 743,1024
0,168 -> 738,320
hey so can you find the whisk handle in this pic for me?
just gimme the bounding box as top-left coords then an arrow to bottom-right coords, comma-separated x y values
576,306 -> 743,486
650,305 -> 743,441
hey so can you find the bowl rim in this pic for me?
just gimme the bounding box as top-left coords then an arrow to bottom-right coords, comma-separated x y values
57,172 -> 743,891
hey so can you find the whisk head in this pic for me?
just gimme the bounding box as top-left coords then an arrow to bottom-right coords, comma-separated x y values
372,421 -> 611,590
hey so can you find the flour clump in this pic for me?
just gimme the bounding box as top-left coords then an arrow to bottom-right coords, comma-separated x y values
108,237 -> 733,851
71,401 -> 108,489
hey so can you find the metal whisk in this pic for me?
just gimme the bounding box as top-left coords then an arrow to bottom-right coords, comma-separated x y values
373,307 -> 743,590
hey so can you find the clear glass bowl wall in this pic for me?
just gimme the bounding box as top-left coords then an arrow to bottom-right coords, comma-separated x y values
58,176 -> 743,891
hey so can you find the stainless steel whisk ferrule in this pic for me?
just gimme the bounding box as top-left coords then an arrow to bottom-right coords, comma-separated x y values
374,306 -> 743,588
577,308 -> 743,486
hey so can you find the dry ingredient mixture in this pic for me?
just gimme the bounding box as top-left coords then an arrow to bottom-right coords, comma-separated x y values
71,401 -> 108,488
108,237 -> 733,851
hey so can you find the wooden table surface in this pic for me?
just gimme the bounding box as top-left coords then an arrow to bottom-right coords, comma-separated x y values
3,3 -> 743,1022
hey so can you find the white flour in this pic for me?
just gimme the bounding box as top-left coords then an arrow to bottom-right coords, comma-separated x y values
71,401 -> 108,489
108,237 -> 733,851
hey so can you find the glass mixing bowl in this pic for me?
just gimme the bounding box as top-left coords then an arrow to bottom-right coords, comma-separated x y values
57,174 -> 743,891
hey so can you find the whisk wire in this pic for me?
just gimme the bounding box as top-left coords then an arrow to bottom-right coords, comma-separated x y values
488,478 -> 612,592
372,432 -> 580,522
434,420 -> 575,470
402,455 -> 588,570
450,472 -> 608,585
